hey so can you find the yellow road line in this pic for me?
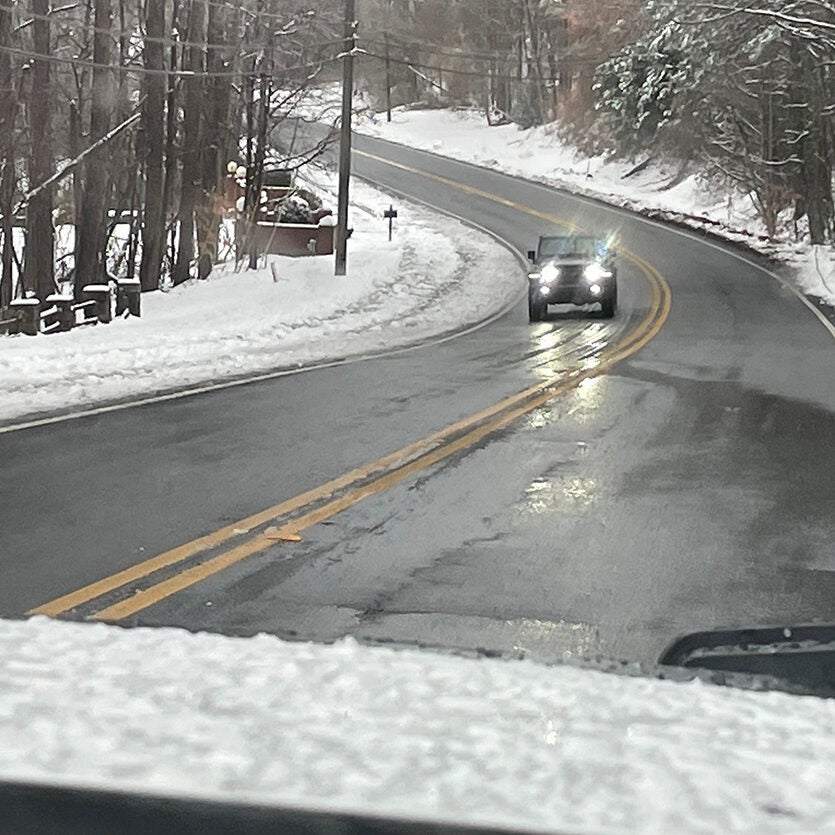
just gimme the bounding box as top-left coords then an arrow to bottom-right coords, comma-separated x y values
27,375 -> 570,618
91,354 -> 643,622
29,156 -> 671,622
355,149 -> 586,230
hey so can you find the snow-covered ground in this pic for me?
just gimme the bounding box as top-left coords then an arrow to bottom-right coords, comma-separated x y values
1,617 -> 833,834
356,103 -> 835,310
0,176 -> 521,425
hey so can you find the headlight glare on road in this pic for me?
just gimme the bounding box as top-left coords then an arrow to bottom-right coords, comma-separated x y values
584,263 -> 612,282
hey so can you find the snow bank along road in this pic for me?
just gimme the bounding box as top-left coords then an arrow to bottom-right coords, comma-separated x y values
3,133 -> 834,668
0,176 -> 523,427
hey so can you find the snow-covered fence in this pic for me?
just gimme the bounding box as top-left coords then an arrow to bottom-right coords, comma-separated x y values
40,295 -> 75,334
0,276 -> 142,337
80,285 -> 112,325
8,299 -> 40,336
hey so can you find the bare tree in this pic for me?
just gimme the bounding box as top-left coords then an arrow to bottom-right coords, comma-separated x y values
23,0 -> 55,300
196,0 -> 233,267
74,0 -> 115,295
173,0 -> 206,285
0,0 -> 346,304
0,0 -> 16,307
138,0 -> 167,291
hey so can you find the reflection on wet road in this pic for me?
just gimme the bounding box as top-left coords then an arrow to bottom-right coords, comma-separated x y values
527,319 -> 617,378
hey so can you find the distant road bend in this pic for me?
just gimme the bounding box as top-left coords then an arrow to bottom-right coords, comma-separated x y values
4,134 -> 835,667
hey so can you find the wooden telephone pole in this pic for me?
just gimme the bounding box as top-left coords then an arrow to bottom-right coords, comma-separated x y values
335,0 -> 356,276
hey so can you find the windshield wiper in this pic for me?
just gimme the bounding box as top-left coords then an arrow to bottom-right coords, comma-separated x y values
659,623 -> 835,698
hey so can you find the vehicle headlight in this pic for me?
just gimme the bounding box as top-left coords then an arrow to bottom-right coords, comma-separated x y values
541,264 -> 561,283
584,263 -> 612,282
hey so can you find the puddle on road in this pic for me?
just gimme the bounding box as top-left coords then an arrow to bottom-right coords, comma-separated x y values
523,475 -> 600,515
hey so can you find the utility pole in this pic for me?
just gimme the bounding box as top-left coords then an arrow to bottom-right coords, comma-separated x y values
250,71 -> 269,270
335,0 -> 356,276
385,33 -> 392,122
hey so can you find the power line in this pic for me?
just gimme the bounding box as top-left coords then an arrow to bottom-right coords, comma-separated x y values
2,1 -> 345,56
0,42 -> 343,77
359,49 -> 596,84
365,34 -> 517,63
363,31 -> 608,68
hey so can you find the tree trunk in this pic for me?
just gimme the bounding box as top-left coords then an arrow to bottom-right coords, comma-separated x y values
522,0 -> 545,124
249,72 -> 269,270
244,69 -> 255,215
173,0 -> 206,286
0,0 -> 15,308
793,46 -> 834,245
23,0 -> 54,301
162,1 -> 181,278
69,100 -> 83,261
74,0 -> 114,298
195,0 -> 231,268
557,17 -> 571,93
804,80 -> 833,244
139,0 -> 166,292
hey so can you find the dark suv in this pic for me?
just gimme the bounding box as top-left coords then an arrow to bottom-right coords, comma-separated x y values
527,234 -> 618,321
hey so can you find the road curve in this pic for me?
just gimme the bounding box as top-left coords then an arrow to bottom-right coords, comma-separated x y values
3,135 -> 834,666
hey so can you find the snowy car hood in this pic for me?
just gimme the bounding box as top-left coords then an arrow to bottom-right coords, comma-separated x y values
1,617 -> 833,834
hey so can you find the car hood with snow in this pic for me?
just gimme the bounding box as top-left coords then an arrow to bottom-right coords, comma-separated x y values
1,617 -> 834,834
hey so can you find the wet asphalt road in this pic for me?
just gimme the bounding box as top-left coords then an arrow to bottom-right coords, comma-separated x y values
1,135 -> 833,666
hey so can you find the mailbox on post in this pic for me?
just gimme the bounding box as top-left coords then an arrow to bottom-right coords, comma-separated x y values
383,205 -> 398,241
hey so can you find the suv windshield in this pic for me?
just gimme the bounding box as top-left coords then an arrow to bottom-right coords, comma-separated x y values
539,235 -> 599,258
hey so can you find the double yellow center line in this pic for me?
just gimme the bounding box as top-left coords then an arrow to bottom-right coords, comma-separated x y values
28,154 -> 671,623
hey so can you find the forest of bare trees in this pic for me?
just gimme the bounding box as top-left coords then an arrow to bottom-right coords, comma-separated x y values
0,0 -> 343,310
2,0 -> 834,317
357,0 -> 643,131
358,0 -> 835,244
